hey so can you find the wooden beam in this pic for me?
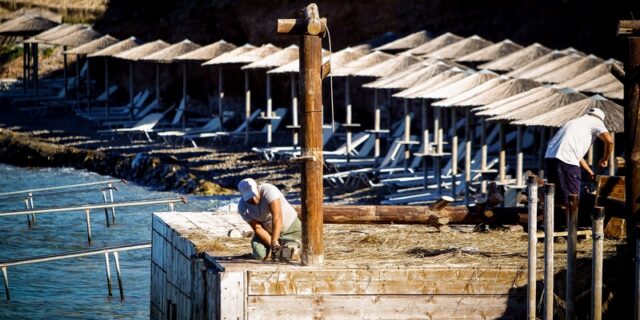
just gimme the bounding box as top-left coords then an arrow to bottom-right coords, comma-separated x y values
618,20 -> 640,36
276,18 -> 327,35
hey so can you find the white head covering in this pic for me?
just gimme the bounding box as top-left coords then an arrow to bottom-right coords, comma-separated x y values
588,107 -> 605,121
238,178 -> 258,201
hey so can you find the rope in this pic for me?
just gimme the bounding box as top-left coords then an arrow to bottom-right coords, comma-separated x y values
322,20 -> 336,132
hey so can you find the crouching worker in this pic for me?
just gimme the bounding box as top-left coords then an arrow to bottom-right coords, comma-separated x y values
237,178 -> 301,261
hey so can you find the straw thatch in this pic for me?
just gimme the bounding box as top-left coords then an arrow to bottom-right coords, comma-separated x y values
241,45 -> 299,70
487,87 -> 588,121
455,39 -> 523,63
331,50 -> 395,77
140,39 -> 201,63
374,30 -> 434,52
559,59 -> 619,88
404,32 -> 464,56
0,15 -> 58,36
475,86 -> 581,115
421,69 -> 499,100
205,43 -> 280,65
88,37 -> 143,58
533,55 -> 604,84
64,35 -> 119,55
516,53 -> 585,80
434,77 -> 538,107
364,60 -> 451,89
114,40 -> 170,61
394,67 -> 469,99
201,43 -> 257,66
353,53 -> 422,78
4,8 -> 61,23
426,35 -> 493,60
511,95 -> 624,132
26,24 -> 87,43
49,28 -> 103,47
574,74 -> 623,100
507,48 -> 584,78
267,49 -> 330,74
478,43 -> 552,72
174,40 -> 237,62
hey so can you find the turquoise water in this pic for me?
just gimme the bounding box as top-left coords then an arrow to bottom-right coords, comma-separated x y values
0,164 -> 236,319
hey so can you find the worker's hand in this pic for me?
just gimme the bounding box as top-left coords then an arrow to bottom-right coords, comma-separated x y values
598,159 -> 608,168
270,240 -> 281,251
590,172 -> 596,181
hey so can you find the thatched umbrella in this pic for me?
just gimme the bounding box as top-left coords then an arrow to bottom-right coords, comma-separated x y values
114,40 -> 170,118
174,40 -> 237,122
514,94 -> 623,176
482,87 -> 588,182
404,32 -> 464,56
559,59 -> 623,100
394,67 -> 469,99
242,45 -> 299,145
88,37 -> 143,110
532,54 -> 604,84
363,60 -> 452,90
64,35 -> 119,109
455,39 -> 523,65
374,30 -> 434,52
4,8 -> 61,23
506,48 -> 583,78
140,39 -> 201,127
26,24 -> 87,43
0,15 -> 58,36
479,43 -> 551,72
426,35 -> 493,60
202,44 -> 277,144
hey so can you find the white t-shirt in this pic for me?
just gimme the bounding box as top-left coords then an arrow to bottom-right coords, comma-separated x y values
545,114 -> 608,166
237,183 -> 297,233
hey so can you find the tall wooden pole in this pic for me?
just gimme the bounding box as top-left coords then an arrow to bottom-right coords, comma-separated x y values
516,126 -> 524,186
499,122 -> 506,183
527,176 -> 538,320
543,184 -> 555,320
278,3 -> 326,266
592,206 -> 604,320
566,193 -> 579,320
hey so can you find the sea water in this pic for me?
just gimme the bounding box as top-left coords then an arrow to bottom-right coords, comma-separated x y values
0,164 -> 236,319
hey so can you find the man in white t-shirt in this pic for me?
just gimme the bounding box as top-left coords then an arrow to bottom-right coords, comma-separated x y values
544,107 -> 614,205
237,178 -> 301,260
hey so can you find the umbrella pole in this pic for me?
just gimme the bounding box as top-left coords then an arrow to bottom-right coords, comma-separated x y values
464,108 -> 471,205
183,62 -> 187,129
345,77 -> 351,162
537,127 -> 546,178
105,58 -> 109,113
219,66 -> 224,123
75,56 -> 80,109
499,122 -> 506,183
22,43 -> 27,93
374,89 -> 381,159
403,99 -> 410,171
421,99 -> 429,189
86,55 -> 91,109
33,43 -> 39,97
291,73 -> 299,147
451,109 -> 458,199
63,48 -> 68,107
244,70 -> 250,145
481,118 -> 488,193
129,62 -> 133,120
156,64 -> 160,108
266,73 -> 272,145
609,134 -> 616,176
516,126 -> 524,187
436,107 -> 443,195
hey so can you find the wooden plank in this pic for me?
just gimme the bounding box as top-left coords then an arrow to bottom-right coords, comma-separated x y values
206,271 -> 220,320
247,294 -> 526,319
596,176 -> 625,203
247,269 -> 528,296
191,258 -> 206,320
219,271 -> 246,320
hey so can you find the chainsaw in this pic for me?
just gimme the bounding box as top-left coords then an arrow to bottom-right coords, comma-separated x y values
584,165 -> 604,194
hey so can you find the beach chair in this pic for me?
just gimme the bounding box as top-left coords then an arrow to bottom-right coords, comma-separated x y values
156,117 -> 223,147
251,123 -> 342,161
97,105 -> 175,142
182,109 -> 262,148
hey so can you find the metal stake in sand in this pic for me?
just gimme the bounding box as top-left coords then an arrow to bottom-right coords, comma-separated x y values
277,2 -> 327,266
527,175 -> 538,320
543,183 -> 555,320
591,206 -> 604,320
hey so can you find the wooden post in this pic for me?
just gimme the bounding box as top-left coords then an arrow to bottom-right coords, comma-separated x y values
451,109 -> 458,199
113,251 -> 124,301
85,208 -> 92,246
104,58 -> 109,111
636,238 -> 640,320
516,126 -> 524,186
291,73 -> 299,146
403,99 -> 410,170
277,3 -> 326,266
499,122 -> 506,183
244,70 -> 251,145
374,89 -> 381,158
464,108 -> 471,204
1,266 -> 9,301
219,66 -> 224,123
104,252 -> 113,296
266,73 -> 273,144
566,193 -> 579,320
544,184 -> 555,320
592,206 -> 605,320
86,55 -> 91,109
609,134 -> 615,176
527,176 -> 538,320
481,119 -> 488,193
345,77 -> 352,160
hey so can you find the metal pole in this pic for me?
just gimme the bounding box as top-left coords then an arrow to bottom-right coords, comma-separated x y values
244,70 -> 250,145
291,73 -> 299,147
85,209 -> 92,245
168,202 -> 174,211
403,99 -> 410,171
464,108 -> 471,205
481,119 -> 488,193
108,183 -> 116,224
451,109 -> 458,199
517,126 -> 524,186
101,190 -> 111,228
544,183 -> 555,320
113,251 -> 124,301
29,193 -> 35,225
1,267 -> 9,300
345,77 -> 352,162
566,193 -> 579,320
591,206 -> 604,320
219,66 -> 224,123
499,123 -> 506,183
104,252 -> 113,296
538,128 -> 547,179
266,73 -> 273,145
374,89 -> 381,158
23,198 -> 32,228
527,176 -> 538,320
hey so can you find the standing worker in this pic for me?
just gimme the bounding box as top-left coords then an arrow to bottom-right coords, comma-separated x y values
545,107 -> 614,206
237,178 -> 301,261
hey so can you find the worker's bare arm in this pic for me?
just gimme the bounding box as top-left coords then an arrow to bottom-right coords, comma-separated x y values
579,159 -> 595,179
249,220 -> 272,247
269,198 -> 283,248
598,132 -> 614,167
